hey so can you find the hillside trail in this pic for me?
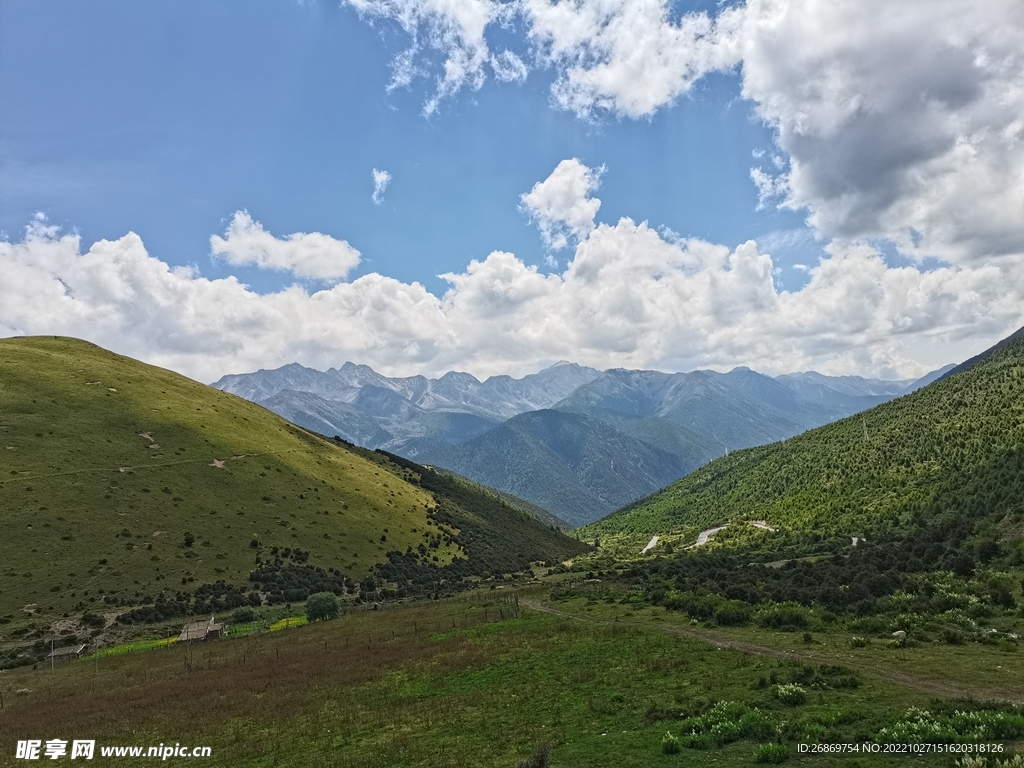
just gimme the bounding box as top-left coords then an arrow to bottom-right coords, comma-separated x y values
686,525 -> 729,549
683,521 -> 776,551
523,599 -> 1021,704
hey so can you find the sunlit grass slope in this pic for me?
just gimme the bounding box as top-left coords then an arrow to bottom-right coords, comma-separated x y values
0,337 -> 470,617
582,329 -> 1024,546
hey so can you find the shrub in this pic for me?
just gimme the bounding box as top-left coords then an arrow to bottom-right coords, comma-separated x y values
708,720 -> 741,746
755,603 -> 810,631
713,600 -> 752,626
305,592 -> 339,622
661,732 -> 680,755
878,707 -> 1024,743
942,628 -> 965,645
738,709 -> 777,740
772,684 -> 807,706
679,700 -> 774,749
849,636 -> 868,648
753,743 -> 789,763
232,606 -> 257,624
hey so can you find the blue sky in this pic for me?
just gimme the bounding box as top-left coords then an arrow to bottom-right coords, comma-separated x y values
1,1 -> 813,294
1,1 -> 1022,381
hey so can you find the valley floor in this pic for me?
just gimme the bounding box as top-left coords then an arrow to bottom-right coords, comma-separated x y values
526,598 -> 1023,703
2,586 -> 1021,767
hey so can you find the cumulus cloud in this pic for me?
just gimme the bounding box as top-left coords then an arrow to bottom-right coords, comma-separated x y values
372,168 -> 392,204
209,211 -> 361,280
521,0 -> 740,118
351,0 -> 1024,267
349,0 -> 737,117
520,158 -> 604,249
734,0 -> 1024,266
2,212 -> 1020,383
347,0 -> 514,115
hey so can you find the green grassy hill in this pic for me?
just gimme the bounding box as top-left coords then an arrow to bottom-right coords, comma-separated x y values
0,337 -> 585,626
582,326 -> 1024,551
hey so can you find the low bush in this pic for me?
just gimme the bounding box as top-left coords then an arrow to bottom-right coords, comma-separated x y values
772,684 -> 807,706
678,701 -> 778,749
661,732 -> 680,755
878,707 -> 1024,743
753,743 -> 789,763
755,603 -> 811,631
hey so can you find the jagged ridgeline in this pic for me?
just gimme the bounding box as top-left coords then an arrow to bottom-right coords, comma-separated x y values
583,327 -> 1024,549
0,337 -> 587,619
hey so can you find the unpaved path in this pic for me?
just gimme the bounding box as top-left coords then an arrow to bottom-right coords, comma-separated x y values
687,525 -> 729,549
640,536 -> 659,555
523,599 -> 1021,704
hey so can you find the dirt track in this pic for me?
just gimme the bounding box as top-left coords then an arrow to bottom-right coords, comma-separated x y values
523,599 -> 1022,704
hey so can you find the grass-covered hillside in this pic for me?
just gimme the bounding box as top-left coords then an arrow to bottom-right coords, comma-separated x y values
582,326 -> 1024,550
0,337 -> 585,624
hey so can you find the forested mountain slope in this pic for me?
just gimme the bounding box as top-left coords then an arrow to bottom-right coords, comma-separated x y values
583,326 -> 1024,546
421,409 -> 692,527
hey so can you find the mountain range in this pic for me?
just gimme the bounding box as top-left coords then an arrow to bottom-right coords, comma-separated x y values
213,360 -> 949,526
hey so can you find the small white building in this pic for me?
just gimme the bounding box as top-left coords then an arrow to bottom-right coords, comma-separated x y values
46,644 -> 88,663
178,616 -> 223,642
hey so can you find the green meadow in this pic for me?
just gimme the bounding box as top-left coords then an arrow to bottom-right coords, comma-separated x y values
7,587 -> 1019,767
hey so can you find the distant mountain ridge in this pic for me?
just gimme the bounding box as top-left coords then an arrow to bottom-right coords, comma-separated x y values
213,360 -> 945,526
215,360 -> 602,422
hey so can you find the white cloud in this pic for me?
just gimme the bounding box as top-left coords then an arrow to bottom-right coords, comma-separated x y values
754,227 -> 816,256
734,0 -> 1024,267
490,49 -> 528,82
209,211 -> 361,280
520,158 -> 604,249
372,168 -> 392,204
521,0 -> 1024,266
521,0 -> 740,118
2,212 -> 1020,383
523,0 -> 1024,265
350,1 -> 1024,267
347,0 -> 509,115
750,167 -> 789,211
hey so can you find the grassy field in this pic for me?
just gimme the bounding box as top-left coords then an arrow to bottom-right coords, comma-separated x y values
2,586 -> 1021,767
540,590 -> 1024,704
